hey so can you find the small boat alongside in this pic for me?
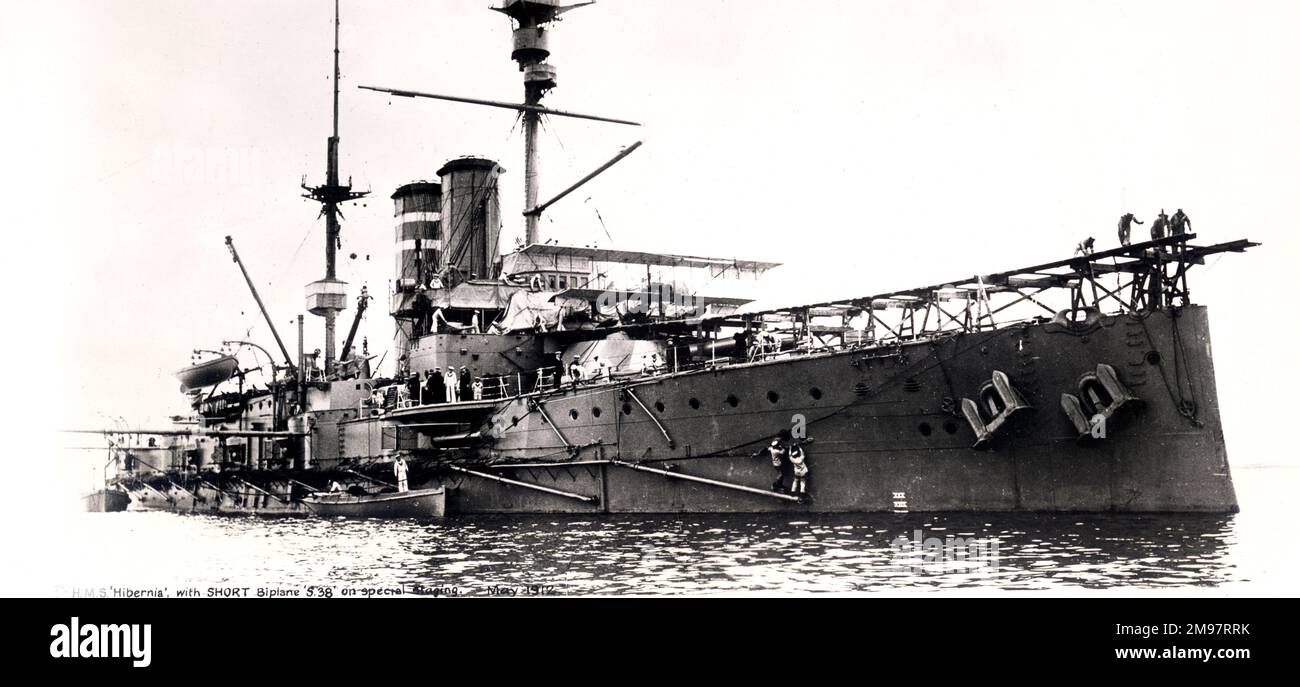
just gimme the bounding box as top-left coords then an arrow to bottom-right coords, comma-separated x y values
82,487 -> 130,513
302,487 -> 446,519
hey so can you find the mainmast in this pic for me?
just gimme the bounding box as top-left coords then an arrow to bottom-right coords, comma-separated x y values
360,0 -> 640,254
303,0 -> 368,378
493,0 -> 594,247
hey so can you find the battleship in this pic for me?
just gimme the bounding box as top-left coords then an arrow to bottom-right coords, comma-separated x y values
72,0 -> 1258,516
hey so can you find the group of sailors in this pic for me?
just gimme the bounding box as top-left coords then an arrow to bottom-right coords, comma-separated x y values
733,328 -> 785,362
556,352 -> 674,389
760,436 -> 812,499
408,366 -> 486,406
1117,208 -> 1192,247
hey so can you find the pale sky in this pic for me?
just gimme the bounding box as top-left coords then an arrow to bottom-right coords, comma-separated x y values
5,0 -> 1298,472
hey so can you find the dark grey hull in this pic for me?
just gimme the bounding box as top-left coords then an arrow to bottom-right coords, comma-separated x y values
424,306 -> 1235,513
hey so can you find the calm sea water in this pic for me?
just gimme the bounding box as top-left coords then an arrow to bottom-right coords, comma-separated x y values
21,466 -> 1299,596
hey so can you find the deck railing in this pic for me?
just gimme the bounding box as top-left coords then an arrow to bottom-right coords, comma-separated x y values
361,327 -> 990,414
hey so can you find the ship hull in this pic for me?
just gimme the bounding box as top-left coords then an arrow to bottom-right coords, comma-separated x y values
425,305 -> 1235,513
115,306 -> 1237,515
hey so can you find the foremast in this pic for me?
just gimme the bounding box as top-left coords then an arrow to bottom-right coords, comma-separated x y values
303,0 -> 369,378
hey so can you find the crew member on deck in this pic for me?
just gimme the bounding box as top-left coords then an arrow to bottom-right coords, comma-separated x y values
393,457 -> 409,493
459,366 -> 472,401
432,368 -> 447,404
308,349 -> 322,380
445,366 -> 460,403
421,371 -> 435,405
1118,213 -> 1143,247
542,351 -> 564,391
568,356 -> 584,389
472,377 -> 484,401
1170,208 -> 1191,236
340,345 -> 361,379
733,328 -> 750,361
1151,210 -> 1170,241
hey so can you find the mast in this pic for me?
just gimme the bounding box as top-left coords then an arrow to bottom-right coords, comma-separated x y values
493,1 -> 595,247
303,0 -> 368,378
361,1 -> 640,255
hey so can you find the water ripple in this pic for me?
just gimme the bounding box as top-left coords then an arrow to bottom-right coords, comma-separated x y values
44,510 -> 1252,595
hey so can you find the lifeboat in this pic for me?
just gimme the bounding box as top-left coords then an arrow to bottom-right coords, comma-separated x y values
302,487 -> 447,519
175,355 -> 238,391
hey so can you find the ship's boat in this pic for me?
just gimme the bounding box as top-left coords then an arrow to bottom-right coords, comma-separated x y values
302,487 -> 447,519
175,356 -> 238,391
82,488 -> 130,513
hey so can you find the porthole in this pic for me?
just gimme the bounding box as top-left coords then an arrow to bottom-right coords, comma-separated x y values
809,387 -> 823,400
622,403 -> 632,416
592,407 -> 603,418
569,409 -> 580,420
654,401 -> 665,413
919,422 -> 933,437
1146,351 -> 1162,366
688,398 -> 701,410
767,391 -> 780,404
943,421 -> 959,435
726,395 -> 740,408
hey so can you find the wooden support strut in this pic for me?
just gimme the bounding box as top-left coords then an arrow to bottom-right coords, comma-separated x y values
136,481 -> 175,504
231,477 -> 291,504
198,479 -> 237,500
624,388 -> 675,449
448,465 -> 598,503
346,469 -> 397,489
124,454 -> 197,502
287,478 -> 319,494
163,479 -> 199,502
610,460 -> 803,503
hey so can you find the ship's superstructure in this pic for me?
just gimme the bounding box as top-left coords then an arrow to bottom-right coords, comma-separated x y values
77,1 -> 1259,516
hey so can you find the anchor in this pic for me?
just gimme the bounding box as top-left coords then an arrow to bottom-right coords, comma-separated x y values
960,370 -> 1033,450
1060,363 -> 1143,443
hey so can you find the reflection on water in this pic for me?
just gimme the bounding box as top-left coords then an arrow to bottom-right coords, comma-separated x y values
55,510 -> 1242,595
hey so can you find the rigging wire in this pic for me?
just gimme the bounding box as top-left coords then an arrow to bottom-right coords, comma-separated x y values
268,218 -> 321,292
